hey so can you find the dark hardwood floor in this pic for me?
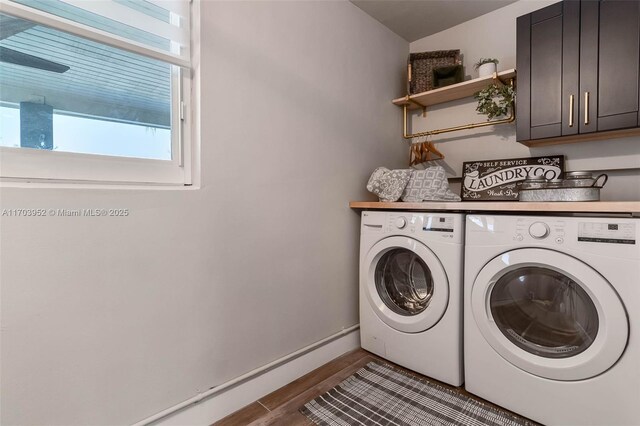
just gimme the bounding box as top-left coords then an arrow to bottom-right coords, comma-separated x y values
214,348 -> 529,426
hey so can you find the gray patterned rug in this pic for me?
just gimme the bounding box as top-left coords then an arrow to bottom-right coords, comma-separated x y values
300,362 -> 537,426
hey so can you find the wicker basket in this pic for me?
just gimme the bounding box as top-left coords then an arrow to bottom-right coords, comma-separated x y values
408,50 -> 462,94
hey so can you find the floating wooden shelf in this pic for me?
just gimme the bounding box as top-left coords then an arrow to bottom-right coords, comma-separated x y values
393,69 -> 517,110
349,200 -> 640,214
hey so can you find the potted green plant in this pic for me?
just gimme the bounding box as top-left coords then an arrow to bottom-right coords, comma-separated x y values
474,83 -> 515,120
474,58 -> 499,77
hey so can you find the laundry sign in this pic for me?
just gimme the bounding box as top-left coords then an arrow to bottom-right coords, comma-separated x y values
461,156 -> 564,201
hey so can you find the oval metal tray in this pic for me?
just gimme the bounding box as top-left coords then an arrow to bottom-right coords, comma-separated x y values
519,187 -> 600,202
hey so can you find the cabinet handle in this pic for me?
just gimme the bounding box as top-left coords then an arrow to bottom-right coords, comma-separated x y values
569,95 -> 574,127
584,91 -> 590,125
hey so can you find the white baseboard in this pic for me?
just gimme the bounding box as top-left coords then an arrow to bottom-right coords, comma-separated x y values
149,327 -> 360,425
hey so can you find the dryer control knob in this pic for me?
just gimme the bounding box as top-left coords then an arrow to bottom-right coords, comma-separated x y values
395,217 -> 407,229
529,222 -> 550,239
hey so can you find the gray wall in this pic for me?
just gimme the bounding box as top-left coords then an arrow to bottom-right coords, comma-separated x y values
0,2 -> 408,424
409,0 -> 640,201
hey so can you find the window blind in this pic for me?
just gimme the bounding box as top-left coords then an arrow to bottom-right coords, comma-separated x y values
0,0 -> 191,67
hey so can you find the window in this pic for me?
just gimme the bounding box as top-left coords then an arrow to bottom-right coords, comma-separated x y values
0,0 -> 193,185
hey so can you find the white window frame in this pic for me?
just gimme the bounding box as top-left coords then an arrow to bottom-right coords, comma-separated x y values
0,0 -> 194,186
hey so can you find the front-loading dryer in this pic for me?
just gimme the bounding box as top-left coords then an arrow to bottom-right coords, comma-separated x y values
465,214 -> 639,425
360,211 -> 464,386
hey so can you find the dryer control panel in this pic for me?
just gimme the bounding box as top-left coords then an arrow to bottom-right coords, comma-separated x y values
512,218 -> 637,246
466,215 -> 639,259
578,222 -> 636,245
514,218 -> 567,245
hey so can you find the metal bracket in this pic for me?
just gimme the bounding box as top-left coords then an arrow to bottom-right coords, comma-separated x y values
407,97 -> 427,117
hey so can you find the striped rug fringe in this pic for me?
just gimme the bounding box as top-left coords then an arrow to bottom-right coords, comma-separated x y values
300,361 -> 538,426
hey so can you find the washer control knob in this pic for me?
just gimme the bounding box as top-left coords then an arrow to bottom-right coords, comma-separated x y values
529,222 -> 550,239
395,217 -> 407,229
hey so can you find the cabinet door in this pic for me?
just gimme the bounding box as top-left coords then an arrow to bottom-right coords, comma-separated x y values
516,1 -> 580,141
581,0 -> 640,132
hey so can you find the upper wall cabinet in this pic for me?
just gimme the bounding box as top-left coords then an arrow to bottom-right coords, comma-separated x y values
516,0 -> 640,145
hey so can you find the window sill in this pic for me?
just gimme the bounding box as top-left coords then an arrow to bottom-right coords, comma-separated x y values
0,178 -> 200,191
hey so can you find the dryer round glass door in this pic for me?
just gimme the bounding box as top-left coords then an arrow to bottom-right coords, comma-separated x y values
364,236 -> 449,333
471,248 -> 628,381
490,266 -> 598,359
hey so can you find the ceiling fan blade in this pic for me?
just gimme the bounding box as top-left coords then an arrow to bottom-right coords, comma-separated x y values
0,15 -> 36,40
0,46 -> 70,73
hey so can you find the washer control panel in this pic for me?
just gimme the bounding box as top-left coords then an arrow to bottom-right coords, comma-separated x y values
394,217 -> 407,229
386,214 -> 415,232
423,216 -> 455,233
386,214 -> 455,232
379,213 -> 461,242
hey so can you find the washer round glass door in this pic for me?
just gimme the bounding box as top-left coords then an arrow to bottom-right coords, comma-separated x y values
471,248 -> 628,381
364,236 -> 449,333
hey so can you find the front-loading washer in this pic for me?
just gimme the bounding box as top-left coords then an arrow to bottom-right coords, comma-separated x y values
465,214 -> 639,425
360,210 -> 464,386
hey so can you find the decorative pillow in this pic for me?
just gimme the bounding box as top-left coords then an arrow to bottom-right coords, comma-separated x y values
401,165 -> 461,202
366,167 -> 413,202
